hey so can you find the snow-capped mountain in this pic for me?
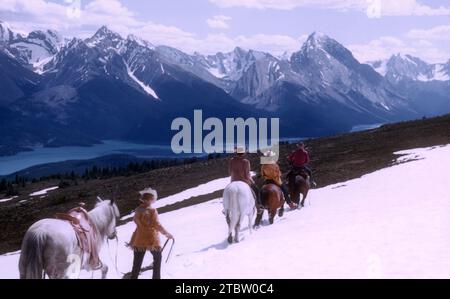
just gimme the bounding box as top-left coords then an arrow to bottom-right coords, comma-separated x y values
1,24 -> 260,151
199,47 -> 266,82
6,30 -> 65,73
367,54 -> 450,117
369,54 -> 450,83
154,45 -> 230,91
155,46 -> 289,95
227,31 -> 412,128
229,51 -> 294,102
290,32 -> 402,110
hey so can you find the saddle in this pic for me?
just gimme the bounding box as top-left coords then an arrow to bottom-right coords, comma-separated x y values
55,203 -> 101,269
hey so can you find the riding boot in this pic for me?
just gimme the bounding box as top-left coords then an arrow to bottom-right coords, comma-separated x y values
151,250 -> 162,279
304,166 -> 317,187
130,250 -> 146,279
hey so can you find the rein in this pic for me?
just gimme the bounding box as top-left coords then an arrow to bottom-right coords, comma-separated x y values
107,236 -> 120,277
162,238 -> 175,263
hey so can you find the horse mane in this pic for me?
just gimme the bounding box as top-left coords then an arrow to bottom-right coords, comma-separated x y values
88,201 -> 117,240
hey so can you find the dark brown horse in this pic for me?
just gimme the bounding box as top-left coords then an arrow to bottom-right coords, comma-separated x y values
287,169 -> 311,208
254,184 -> 285,226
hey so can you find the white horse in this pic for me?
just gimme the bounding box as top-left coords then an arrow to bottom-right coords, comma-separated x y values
222,181 -> 256,244
19,198 -> 120,279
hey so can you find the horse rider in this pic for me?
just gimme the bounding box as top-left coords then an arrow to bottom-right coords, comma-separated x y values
287,142 -> 317,187
228,146 -> 260,206
261,150 -> 298,210
128,188 -> 174,279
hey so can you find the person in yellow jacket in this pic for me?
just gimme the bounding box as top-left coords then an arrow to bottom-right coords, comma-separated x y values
129,188 -> 174,279
261,151 -> 297,209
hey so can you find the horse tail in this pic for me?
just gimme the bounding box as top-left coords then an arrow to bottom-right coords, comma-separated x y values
231,184 -> 241,228
224,183 -> 240,232
260,187 -> 270,207
19,230 -> 46,279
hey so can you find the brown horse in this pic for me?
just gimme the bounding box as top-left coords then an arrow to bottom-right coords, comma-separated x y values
287,169 -> 311,208
254,184 -> 285,227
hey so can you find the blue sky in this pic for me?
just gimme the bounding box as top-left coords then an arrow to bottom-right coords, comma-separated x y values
1,0 -> 450,62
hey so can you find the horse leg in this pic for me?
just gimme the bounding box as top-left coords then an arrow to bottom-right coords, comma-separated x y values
227,233 -> 233,244
234,219 -> 241,243
227,223 -> 233,244
254,210 -> 263,228
101,262 -> 109,279
301,189 -> 309,207
278,198 -> 285,217
278,207 -> 284,217
269,210 -> 275,225
226,210 -> 234,244
228,211 -> 239,244
290,190 -> 299,206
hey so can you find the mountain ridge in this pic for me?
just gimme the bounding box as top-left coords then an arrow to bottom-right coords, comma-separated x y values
1,22 -> 449,155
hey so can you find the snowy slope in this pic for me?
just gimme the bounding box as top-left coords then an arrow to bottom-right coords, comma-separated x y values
0,145 -> 449,279
125,62 -> 159,99
7,30 -> 65,72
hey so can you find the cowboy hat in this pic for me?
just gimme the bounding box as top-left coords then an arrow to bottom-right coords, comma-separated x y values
263,150 -> 277,157
139,187 -> 158,201
235,146 -> 246,154
261,150 -> 277,164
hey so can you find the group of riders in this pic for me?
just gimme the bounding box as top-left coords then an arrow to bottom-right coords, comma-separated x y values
127,141 -> 315,279
229,141 -> 316,211
20,142 -> 314,279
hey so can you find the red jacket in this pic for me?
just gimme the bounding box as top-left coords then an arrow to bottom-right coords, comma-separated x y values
288,149 -> 310,167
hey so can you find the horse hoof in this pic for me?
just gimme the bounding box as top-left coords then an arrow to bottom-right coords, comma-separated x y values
278,210 -> 284,217
227,235 -> 233,244
269,218 -> 274,225
234,238 -> 240,243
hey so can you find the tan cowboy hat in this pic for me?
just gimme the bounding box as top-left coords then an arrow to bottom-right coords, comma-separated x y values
139,187 -> 158,201
235,146 -> 246,154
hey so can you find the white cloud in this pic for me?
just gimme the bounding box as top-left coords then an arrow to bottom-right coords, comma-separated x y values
349,36 -> 410,62
348,34 -> 450,64
234,33 -> 307,54
206,15 -> 231,29
84,0 -> 133,17
1,0 -> 449,62
0,0 -> 307,55
209,0 -> 450,17
406,25 -> 450,41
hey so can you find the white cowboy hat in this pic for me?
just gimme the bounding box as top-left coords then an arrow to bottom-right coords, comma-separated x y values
139,187 -> 158,201
261,150 -> 278,164
235,146 -> 246,154
263,150 -> 277,157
